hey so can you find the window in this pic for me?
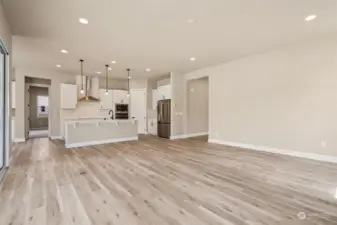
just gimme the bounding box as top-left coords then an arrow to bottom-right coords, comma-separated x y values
37,95 -> 49,117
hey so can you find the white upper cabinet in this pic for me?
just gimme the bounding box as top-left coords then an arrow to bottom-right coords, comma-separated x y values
60,83 -> 77,109
100,89 -> 114,109
12,81 -> 15,109
113,90 -> 129,104
157,84 -> 171,100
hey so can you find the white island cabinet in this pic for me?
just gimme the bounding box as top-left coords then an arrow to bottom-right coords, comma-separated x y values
64,119 -> 138,148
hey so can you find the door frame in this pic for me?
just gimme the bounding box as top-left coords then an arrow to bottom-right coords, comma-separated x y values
0,39 -> 10,183
26,83 -> 51,139
130,88 -> 147,134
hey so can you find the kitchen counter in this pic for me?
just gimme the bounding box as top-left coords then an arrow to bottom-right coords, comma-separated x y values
64,119 -> 138,148
64,118 -> 130,122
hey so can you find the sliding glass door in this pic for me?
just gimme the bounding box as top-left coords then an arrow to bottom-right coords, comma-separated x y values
0,41 -> 7,181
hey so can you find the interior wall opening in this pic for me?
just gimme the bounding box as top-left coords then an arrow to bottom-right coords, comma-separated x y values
25,77 -> 51,139
186,76 -> 209,142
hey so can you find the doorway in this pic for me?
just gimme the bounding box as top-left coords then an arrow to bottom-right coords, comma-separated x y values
130,89 -> 147,134
25,77 -> 51,139
186,77 -> 209,141
28,86 -> 49,138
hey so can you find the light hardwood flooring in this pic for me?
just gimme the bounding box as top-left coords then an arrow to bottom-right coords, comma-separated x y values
0,136 -> 337,225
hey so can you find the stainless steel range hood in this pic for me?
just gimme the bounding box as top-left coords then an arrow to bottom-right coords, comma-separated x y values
77,76 -> 100,102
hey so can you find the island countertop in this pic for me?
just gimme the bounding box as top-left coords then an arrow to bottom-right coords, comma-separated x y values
64,118 -> 138,148
64,118 -> 137,123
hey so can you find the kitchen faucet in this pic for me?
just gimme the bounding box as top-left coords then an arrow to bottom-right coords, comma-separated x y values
108,110 -> 114,120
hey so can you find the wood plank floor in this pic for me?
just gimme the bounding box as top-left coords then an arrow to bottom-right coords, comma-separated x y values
1,136 -> 337,225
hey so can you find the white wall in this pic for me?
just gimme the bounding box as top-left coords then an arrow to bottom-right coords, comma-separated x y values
157,77 -> 170,87
171,72 -> 185,137
98,78 -> 127,90
14,68 -> 76,139
184,34 -> 337,157
0,3 -> 11,51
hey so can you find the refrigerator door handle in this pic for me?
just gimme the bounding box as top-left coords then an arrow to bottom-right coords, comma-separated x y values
160,105 -> 163,122
157,104 -> 161,122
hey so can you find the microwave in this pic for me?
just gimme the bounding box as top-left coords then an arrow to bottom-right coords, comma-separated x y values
115,104 -> 128,113
115,104 -> 129,119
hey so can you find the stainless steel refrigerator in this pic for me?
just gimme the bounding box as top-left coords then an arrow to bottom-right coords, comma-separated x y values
157,99 -> 171,138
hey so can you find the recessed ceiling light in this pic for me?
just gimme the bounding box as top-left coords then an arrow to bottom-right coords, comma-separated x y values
187,19 -> 195,23
61,49 -> 68,54
108,67 -> 112,71
96,71 -> 101,74
56,64 -> 62,68
190,57 -> 196,61
305,15 -> 317,21
111,61 -> 116,64
79,18 -> 89,24
145,68 -> 151,72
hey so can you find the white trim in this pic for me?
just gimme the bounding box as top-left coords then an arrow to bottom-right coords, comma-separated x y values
66,136 -> 138,148
185,132 -> 208,138
3,42 -> 10,168
27,83 -> 51,138
26,83 -> 50,88
13,138 -> 25,143
170,135 -> 186,140
170,132 -> 208,140
208,139 -> 337,164
50,136 -> 63,140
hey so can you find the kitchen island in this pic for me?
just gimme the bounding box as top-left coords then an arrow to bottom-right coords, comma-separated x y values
64,119 -> 138,148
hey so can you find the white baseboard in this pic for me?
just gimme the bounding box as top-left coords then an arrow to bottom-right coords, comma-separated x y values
170,135 -> 186,140
170,132 -> 208,140
66,136 -> 138,148
185,132 -> 209,138
13,138 -> 25,143
208,139 -> 337,164
50,136 -> 63,140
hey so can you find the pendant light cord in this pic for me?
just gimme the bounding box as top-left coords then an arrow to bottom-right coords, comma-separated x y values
105,65 -> 109,92
80,59 -> 84,92
127,68 -> 130,95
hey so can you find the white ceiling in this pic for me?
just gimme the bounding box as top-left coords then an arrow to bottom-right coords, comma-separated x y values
3,0 -> 337,79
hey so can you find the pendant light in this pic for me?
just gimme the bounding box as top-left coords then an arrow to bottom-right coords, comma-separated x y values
80,59 -> 84,94
105,65 -> 109,95
126,68 -> 130,98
